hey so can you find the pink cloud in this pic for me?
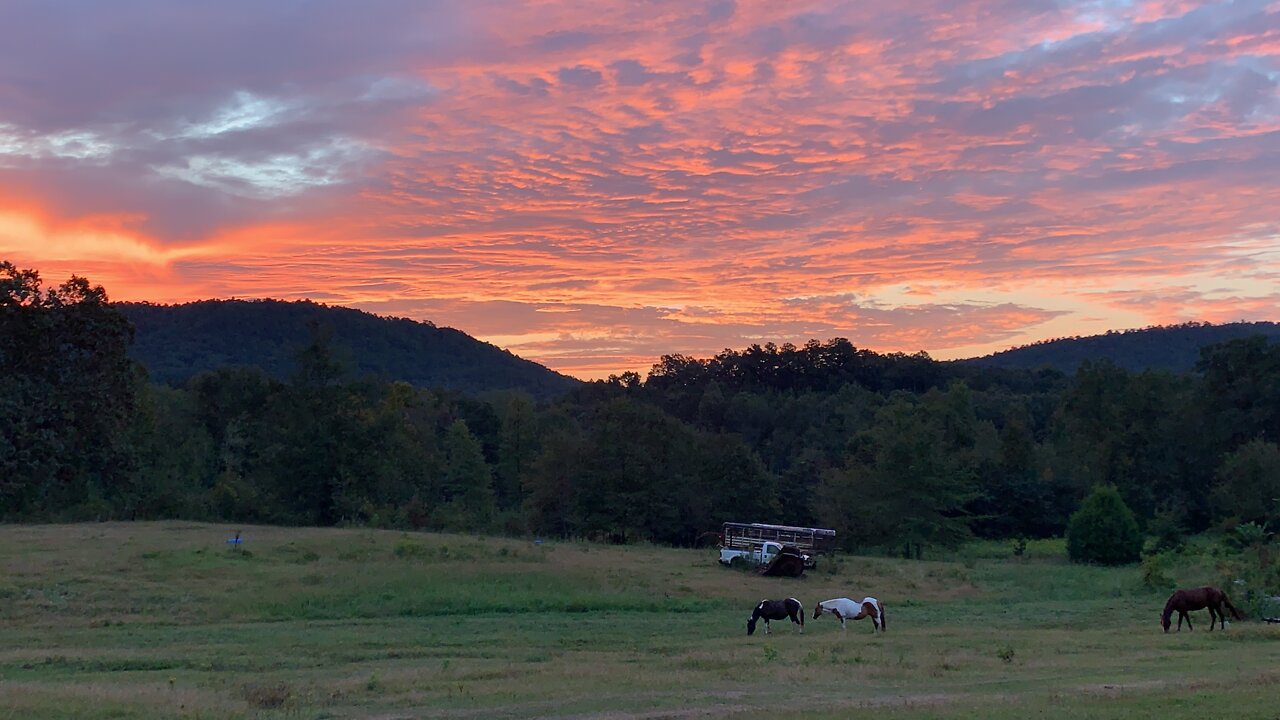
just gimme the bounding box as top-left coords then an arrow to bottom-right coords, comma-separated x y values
2,0 -> 1278,378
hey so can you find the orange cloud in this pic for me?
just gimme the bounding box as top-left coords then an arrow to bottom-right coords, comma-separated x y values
2,0 -> 1279,379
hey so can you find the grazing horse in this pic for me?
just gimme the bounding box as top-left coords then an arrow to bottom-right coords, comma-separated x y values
747,598 -> 805,635
813,597 -> 885,632
1161,586 -> 1242,632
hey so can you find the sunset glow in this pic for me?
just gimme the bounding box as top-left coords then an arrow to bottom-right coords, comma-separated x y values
2,0 -> 1278,378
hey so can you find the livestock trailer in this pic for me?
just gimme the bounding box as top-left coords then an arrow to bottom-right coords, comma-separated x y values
721,522 -> 836,554
718,522 -> 836,570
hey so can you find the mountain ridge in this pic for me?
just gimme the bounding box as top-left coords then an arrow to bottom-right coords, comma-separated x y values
119,299 -> 1280,392
960,321 -> 1280,373
118,299 -> 580,398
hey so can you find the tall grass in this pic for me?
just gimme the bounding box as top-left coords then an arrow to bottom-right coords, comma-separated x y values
3,521 -> 1279,720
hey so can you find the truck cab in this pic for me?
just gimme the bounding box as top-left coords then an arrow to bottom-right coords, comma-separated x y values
719,540 -> 787,568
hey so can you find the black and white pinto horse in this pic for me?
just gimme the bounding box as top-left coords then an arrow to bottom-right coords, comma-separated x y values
813,597 -> 886,632
747,597 -> 805,635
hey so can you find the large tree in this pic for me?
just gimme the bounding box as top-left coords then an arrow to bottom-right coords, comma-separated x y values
1211,440 -> 1280,527
1,261 -> 140,518
819,389 -> 978,557
438,420 -> 497,528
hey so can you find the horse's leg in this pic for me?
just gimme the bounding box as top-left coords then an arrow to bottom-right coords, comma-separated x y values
1208,606 -> 1217,631
764,618 -> 771,635
852,608 -> 874,633
1184,612 -> 1192,631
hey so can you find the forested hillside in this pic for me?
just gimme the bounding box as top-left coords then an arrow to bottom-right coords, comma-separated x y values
967,321 -> 1280,373
120,300 -> 579,399
5,261 -> 1280,563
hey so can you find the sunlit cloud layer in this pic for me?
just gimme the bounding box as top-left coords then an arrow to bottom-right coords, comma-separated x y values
2,0 -> 1278,378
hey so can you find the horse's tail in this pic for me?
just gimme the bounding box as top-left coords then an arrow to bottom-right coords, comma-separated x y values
1222,593 -> 1244,620
880,601 -> 886,632
796,598 -> 805,628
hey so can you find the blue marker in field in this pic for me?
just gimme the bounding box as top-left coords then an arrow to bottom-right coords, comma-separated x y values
226,531 -> 243,547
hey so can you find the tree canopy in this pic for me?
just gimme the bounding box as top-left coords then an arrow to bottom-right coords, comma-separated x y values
5,260 -> 1280,559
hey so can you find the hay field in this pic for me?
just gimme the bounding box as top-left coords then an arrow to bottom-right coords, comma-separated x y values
1,522 -> 1277,719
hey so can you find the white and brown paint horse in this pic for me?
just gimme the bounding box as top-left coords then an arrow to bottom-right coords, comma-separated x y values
747,597 -> 805,635
813,597 -> 886,632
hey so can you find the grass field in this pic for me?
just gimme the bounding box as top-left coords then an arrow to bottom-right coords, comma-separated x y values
1,522 -> 1278,719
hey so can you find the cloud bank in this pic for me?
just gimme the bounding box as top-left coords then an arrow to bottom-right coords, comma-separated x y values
2,0 -> 1278,377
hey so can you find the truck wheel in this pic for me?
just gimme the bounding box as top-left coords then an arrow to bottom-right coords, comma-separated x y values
729,556 -> 747,570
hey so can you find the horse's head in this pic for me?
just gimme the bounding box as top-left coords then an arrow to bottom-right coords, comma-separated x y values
746,616 -> 759,635
1160,592 -> 1177,632
812,604 -> 824,620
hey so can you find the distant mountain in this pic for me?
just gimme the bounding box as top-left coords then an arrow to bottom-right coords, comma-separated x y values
119,300 -> 580,398
963,322 -> 1280,374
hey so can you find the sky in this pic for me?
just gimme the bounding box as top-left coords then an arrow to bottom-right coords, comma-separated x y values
1,0 -> 1278,379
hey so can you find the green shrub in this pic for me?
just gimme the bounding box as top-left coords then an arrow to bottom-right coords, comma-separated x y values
1140,554 -> 1175,591
1011,537 -> 1028,558
392,537 -> 429,559
1216,547 -> 1280,619
1216,526 -> 1278,618
1224,521 -> 1272,551
1066,486 -> 1142,565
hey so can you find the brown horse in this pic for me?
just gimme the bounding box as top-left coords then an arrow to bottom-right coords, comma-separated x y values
1161,586 -> 1242,632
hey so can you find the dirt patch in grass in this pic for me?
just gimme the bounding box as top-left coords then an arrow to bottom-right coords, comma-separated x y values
241,681 -> 292,709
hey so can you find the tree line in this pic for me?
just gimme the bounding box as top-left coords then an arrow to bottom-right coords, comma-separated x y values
4,261 -> 1279,557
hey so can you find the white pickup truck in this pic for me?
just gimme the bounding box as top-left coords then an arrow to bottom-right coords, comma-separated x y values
719,541 -> 813,569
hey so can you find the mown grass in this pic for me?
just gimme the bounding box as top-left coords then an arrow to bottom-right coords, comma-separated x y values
1,522 -> 1276,719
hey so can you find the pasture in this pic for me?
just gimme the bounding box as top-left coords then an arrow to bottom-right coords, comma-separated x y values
1,523 -> 1277,719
